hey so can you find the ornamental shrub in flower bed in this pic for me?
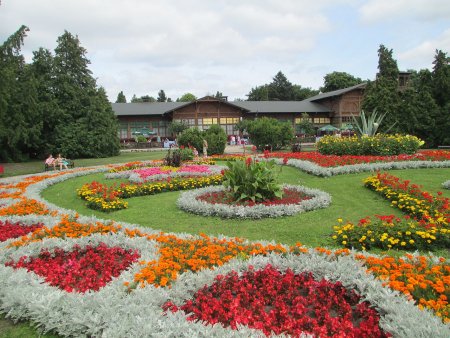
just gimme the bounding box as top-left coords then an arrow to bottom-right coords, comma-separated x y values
5,243 -> 140,293
164,264 -> 390,337
77,174 -> 224,212
0,220 -> 43,242
317,134 -> 424,156
177,185 -> 331,219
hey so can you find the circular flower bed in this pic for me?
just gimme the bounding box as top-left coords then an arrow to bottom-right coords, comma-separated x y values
164,264 -> 390,337
177,184 -> 331,219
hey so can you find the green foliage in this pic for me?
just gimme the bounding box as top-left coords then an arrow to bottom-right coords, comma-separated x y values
0,25 -> 40,161
321,71 -> 363,92
351,109 -> 396,136
136,135 -> 147,143
246,117 -> 294,150
116,91 -> 127,103
177,127 -> 203,151
316,134 -> 423,156
246,72 -> 318,101
168,120 -> 188,136
157,89 -> 167,102
178,147 -> 194,161
362,45 -> 400,132
204,124 -> 227,155
177,93 -> 197,102
223,158 -> 283,202
164,148 -> 182,167
295,113 -> 315,136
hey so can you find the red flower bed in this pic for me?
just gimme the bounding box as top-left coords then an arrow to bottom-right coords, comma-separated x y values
196,187 -> 311,207
266,150 -> 450,167
5,243 -> 140,293
164,265 -> 390,337
0,220 -> 43,242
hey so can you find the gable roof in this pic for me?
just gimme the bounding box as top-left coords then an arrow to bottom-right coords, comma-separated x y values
111,102 -> 185,116
232,100 -> 330,113
308,83 -> 366,102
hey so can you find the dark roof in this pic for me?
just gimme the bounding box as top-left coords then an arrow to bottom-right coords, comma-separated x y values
111,102 -> 185,116
232,100 -> 331,113
308,83 -> 366,102
111,99 -> 330,116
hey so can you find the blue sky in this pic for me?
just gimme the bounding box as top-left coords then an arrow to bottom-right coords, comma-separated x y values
1,0 -> 449,101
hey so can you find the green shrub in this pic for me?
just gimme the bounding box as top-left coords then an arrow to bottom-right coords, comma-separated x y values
178,147 -> 194,161
178,128 -> 203,152
317,134 -> 424,156
223,158 -> 283,202
204,124 -> 227,155
136,135 -> 147,143
164,148 -> 182,167
247,117 -> 294,151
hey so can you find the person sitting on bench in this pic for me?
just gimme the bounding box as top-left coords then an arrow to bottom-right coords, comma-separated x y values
45,154 -> 56,170
55,154 -> 69,170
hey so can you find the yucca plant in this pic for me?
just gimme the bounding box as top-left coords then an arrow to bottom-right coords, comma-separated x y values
351,109 -> 396,136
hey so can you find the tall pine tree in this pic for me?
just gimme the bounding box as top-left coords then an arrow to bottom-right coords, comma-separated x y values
116,91 -> 127,103
432,50 -> 450,145
0,25 -> 41,161
52,31 -> 119,157
362,45 -> 400,132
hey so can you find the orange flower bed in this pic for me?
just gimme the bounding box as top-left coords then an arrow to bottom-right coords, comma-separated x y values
130,233 -> 287,288
8,216 -> 122,247
355,253 -> 449,323
0,197 -> 55,216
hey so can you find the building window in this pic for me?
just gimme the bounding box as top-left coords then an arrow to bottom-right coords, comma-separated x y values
315,117 -> 331,124
342,116 -> 354,123
119,122 -> 128,139
202,118 -> 218,125
295,117 -> 312,124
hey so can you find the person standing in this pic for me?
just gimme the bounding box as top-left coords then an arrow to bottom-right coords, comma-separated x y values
203,139 -> 208,158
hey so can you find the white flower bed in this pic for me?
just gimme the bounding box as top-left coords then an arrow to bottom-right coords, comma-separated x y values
177,184 -> 331,219
443,180 -> 450,189
269,158 -> 450,177
0,166 -> 449,337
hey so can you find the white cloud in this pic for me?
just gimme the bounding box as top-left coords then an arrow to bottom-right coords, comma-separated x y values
398,28 -> 450,69
359,0 -> 450,23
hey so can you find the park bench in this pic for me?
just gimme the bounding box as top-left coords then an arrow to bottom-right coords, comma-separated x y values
438,145 -> 450,149
44,159 -> 75,171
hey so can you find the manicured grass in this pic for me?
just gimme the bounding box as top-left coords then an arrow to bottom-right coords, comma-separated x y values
0,315 -> 58,338
0,150 -> 169,177
42,166 -> 450,251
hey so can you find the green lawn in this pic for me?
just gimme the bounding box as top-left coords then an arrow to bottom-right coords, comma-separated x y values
42,166 -> 450,252
0,150 -> 169,177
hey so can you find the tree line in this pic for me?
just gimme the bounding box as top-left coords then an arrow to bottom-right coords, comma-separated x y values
0,26 -> 120,162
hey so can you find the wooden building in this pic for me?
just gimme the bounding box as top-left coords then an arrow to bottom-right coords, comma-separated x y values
112,83 -> 366,140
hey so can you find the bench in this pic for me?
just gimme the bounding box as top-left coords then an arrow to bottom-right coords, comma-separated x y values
438,145 -> 450,149
44,159 -> 75,171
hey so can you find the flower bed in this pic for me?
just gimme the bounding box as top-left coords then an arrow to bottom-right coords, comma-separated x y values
5,243 -> 140,293
77,174 -> 224,212
443,180 -> 450,190
364,172 -> 449,223
333,173 -> 450,252
177,185 -> 331,219
165,265 -> 390,337
0,220 -> 43,242
317,134 -> 423,156
0,165 -> 449,336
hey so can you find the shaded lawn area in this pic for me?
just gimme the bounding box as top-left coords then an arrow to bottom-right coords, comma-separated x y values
0,150 -> 169,177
